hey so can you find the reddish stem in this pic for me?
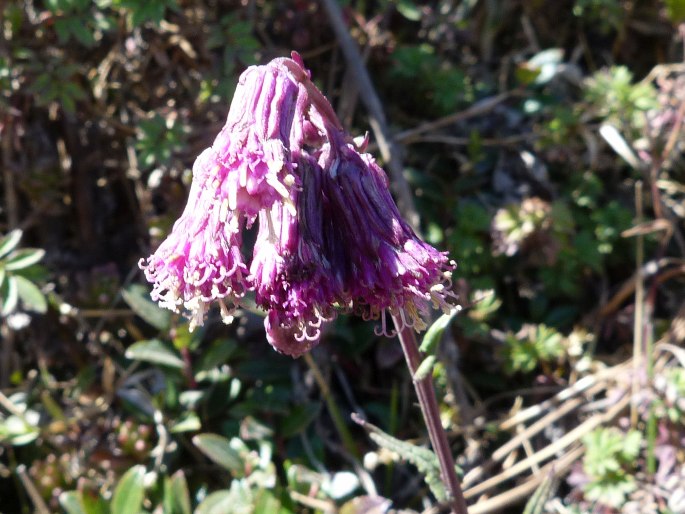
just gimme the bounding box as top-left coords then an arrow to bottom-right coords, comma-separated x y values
393,314 -> 469,514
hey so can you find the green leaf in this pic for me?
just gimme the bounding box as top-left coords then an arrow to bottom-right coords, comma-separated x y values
621,430 -> 643,461
170,411 -> 201,433
194,339 -> 238,376
59,491 -> 88,514
4,249 -> 44,271
14,275 -> 47,313
526,48 -> 564,85
195,491 -> 233,514
70,19 -> 95,46
125,339 -> 185,369
413,355 -> 437,381
80,492 -> 110,514
121,284 -> 171,330
111,465 -> 146,514
0,413 -> 40,445
419,311 -> 457,354
193,433 -> 243,475
396,0 -> 421,20
355,415 -> 448,502
251,489 -> 287,513
164,470 -> 192,514
1,275 -> 18,316
0,230 -> 22,259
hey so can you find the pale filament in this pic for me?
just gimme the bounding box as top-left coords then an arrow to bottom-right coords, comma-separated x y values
374,309 -> 397,338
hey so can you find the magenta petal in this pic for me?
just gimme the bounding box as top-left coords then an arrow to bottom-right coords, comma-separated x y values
139,148 -> 248,329
264,310 -> 322,358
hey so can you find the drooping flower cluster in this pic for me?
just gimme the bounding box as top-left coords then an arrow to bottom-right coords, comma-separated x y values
140,53 -> 457,357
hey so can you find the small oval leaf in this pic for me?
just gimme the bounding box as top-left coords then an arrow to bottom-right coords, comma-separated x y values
1,276 -> 18,316
59,491 -> 88,514
195,491 -> 233,514
413,355 -> 437,381
111,465 -> 146,514
14,276 -> 47,313
125,339 -> 185,369
122,284 -> 172,330
193,433 -> 243,475
5,249 -> 45,271
419,311 -> 458,354
168,470 -> 192,514
0,230 -> 22,259
170,412 -> 201,433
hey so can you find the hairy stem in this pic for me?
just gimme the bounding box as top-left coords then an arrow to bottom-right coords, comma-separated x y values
393,314 -> 469,514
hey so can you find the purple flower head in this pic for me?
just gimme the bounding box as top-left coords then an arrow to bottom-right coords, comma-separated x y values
140,59 -> 306,329
139,148 -> 248,329
210,62 -> 304,219
140,52 -> 458,356
313,133 -> 457,337
251,71 -> 457,353
250,156 -> 342,355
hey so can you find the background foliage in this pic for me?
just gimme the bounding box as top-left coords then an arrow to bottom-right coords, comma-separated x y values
1,0 -> 685,513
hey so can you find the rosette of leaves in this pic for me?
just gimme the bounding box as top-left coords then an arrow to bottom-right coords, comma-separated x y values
0,230 -> 47,318
503,324 -> 564,374
581,427 -> 642,508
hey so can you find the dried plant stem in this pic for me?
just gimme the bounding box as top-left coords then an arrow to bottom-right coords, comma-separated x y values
16,465 -> 50,514
318,0 -> 419,229
393,314 -> 468,514
631,181 -> 644,428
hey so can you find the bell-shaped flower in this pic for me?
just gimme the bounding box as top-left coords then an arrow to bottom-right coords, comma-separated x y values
316,135 -> 457,337
210,62 -> 303,218
139,148 -> 248,329
140,52 -> 458,355
249,156 -> 343,355
140,59 -> 306,329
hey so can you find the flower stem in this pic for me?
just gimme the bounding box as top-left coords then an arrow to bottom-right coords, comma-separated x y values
392,314 -> 469,514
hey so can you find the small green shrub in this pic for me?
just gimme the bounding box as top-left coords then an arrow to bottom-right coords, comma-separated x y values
581,427 -> 642,508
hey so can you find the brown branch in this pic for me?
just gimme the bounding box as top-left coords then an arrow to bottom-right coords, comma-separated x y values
318,0 -> 419,229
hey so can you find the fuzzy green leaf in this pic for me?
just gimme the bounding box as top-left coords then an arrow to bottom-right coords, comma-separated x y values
413,355 -> 437,381
111,465 -> 146,514
125,339 -> 185,369
170,411 -> 201,433
419,311 -> 457,354
396,0 -> 421,21
0,230 -> 22,259
121,284 -> 171,330
354,416 -> 448,502
164,470 -> 192,514
59,491 -> 88,514
193,433 -> 244,475
195,491 -> 233,514
14,275 -> 47,313
1,275 -> 18,316
5,249 -> 44,271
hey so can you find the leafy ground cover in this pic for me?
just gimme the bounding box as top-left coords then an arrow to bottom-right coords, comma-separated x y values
1,0 -> 685,513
